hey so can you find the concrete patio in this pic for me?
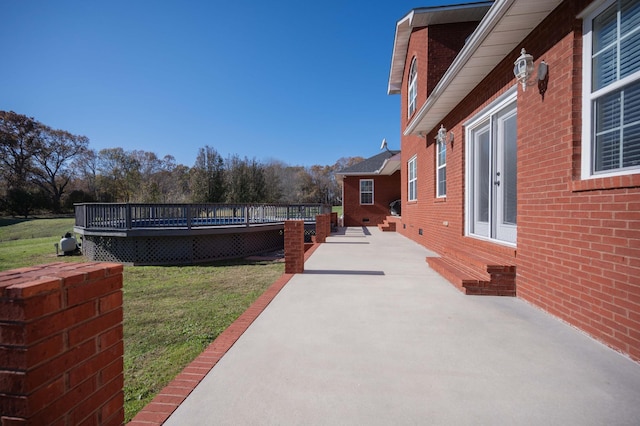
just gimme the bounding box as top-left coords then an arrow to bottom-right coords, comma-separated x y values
158,227 -> 640,425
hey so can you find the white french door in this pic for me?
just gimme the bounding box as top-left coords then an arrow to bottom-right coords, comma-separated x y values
467,95 -> 517,245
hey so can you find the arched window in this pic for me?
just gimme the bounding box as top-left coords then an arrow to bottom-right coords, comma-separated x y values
408,57 -> 417,117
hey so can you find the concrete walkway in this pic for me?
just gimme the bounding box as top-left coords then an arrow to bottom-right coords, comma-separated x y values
164,227 -> 640,425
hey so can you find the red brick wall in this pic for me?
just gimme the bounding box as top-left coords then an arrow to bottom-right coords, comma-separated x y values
0,262 -> 124,425
342,172 -> 401,227
515,0 -> 640,362
426,22 -> 479,97
396,0 -> 640,361
398,23 -> 480,251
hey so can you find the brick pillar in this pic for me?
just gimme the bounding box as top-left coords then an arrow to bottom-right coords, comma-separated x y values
285,220 -> 304,273
325,213 -> 332,236
314,214 -> 331,244
331,212 -> 338,229
0,262 -> 124,425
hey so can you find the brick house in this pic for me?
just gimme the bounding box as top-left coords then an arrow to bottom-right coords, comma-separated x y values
336,150 -> 401,227
388,0 -> 640,361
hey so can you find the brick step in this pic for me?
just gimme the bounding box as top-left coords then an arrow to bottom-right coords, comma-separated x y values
377,219 -> 396,232
441,246 -> 515,275
427,256 -> 488,295
427,246 -> 516,297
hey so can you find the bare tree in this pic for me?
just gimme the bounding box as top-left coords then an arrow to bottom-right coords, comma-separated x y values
31,128 -> 89,212
0,111 -> 43,190
96,148 -> 141,202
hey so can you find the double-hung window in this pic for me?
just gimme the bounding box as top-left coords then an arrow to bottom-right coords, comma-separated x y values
582,0 -> 640,178
436,139 -> 446,197
408,156 -> 417,201
359,179 -> 373,205
408,58 -> 418,117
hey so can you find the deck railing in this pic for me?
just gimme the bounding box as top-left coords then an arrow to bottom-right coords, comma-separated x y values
74,203 -> 331,230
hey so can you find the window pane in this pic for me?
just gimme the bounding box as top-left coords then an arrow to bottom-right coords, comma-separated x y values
593,47 -> 617,90
408,59 -> 417,116
360,180 -> 372,191
596,90 -> 621,132
593,4 -> 618,91
438,141 -> 446,165
593,4 -> 618,51
622,80 -> 640,167
594,80 -> 640,172
503,114 -> 517,225
595,130 -> 620,171
477,130 -> 490,223
624,123 -> 640,167
621,30 -> 640,79
438,168 -> 446,197
623,80 -> 640,122
408,158 -> 417,201
621,0 -> 640,37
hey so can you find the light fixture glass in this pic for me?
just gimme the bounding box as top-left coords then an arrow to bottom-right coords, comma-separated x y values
436,124 -> 447,144
513,48 -> 534,91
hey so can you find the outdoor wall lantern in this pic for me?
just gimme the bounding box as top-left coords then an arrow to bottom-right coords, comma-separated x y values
435,124 -> 454,146
514,48 -> 548,94
514,48 -> 535,91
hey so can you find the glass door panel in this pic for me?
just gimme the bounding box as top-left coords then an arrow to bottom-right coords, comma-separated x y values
496,110 -> 517,243
472,124 -> 491,238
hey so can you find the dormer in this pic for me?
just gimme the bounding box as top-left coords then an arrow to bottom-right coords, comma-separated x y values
388,3 -> 492,123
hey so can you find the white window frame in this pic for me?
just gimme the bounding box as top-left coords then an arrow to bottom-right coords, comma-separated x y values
408,58 -> 418,117
436,139 -> 446,198
359,179 -> 374,205
408,156 -> 417,201
581,0 -> 640,179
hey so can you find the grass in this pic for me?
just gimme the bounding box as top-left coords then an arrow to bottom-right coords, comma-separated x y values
122,261 -> 282,420
0,216 -> 284,422
0,217 -> 82,270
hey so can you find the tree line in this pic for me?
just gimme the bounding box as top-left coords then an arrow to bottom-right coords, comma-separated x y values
0,111 -> 363,217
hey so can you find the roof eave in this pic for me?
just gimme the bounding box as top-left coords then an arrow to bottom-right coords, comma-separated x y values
404,0 -> 564,137
377,154 -> 402,175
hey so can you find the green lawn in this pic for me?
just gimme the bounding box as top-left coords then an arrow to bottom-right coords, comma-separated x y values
0,217 -> 81,270
0,217 -> 284,422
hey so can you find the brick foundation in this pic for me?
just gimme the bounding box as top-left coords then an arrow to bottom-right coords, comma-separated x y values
0,262 -> 124,425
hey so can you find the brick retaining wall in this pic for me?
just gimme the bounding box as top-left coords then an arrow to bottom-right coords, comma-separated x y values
0,262 -> 124,425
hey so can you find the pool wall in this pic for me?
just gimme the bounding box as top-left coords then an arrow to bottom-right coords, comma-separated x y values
74,203 -> 327,265
80,225 -> 297,265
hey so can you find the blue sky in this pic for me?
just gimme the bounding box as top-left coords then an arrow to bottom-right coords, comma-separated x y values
2,1 -> 451,168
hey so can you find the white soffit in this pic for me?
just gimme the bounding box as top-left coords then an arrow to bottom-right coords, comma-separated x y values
403,0 -> 563,136
378,153 -> 402,175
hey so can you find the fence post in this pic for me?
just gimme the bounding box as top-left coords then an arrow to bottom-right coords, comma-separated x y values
0,262 -> 125,424
125,203 -> 132,229
285,220 -> 305,273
